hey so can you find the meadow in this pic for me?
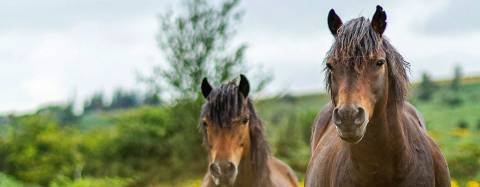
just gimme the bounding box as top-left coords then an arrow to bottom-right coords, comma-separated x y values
0,76 -> 479,187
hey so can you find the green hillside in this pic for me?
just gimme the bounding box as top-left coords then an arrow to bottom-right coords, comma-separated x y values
0,77 -> 479,186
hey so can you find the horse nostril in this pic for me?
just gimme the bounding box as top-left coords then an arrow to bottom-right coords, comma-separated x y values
211,161 -> 236,177
354,107 -> 365,125
210,163 -> 220,177
333,108 -> 342,125
226,162 -> 235,174
334,105 -> 365,126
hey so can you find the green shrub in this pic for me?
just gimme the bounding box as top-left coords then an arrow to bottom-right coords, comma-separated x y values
50,176 -> 130,187
0,115 -> 83,186
0,172 -> 37,187
87,100 -> 206,185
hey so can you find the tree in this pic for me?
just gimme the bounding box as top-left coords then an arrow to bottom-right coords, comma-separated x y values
441,65 -> 464,106
144,0 -> 270,100
417,72 -> 437,101
142,91 -> 161,106
451,65 -> 463,91
35,102 -> 78,125
83,92 -> 106,113
109,88 -> 140,110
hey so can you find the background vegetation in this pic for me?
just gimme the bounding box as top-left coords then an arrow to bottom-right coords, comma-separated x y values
0,0 -> 479,186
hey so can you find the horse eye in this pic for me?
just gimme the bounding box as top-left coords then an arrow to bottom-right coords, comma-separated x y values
326,63 -> 333,70
240,117 -> 249,124
376,59 -> 386,67
202,121 -> 208,128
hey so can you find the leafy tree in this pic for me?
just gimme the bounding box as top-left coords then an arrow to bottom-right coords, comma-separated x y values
142,91 -> 161,106
99,103 -> 205,184
417,72 -> 437,101
83,92 -> 106,113
441,65 -> 464,106
273,113 -> 309,172
35,101 -> 78,125
451,65 -> 463,91
109,88 -> 140,110
144,0 -> 270,100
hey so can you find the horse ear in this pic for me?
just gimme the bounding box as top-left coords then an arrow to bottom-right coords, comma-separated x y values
238,74 -> 250,97
328,9 -> 343,36
201,77 -> 212,99
371,5 -> 387,35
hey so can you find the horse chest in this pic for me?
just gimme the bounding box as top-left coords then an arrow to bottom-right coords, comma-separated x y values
306,144 -> 434,187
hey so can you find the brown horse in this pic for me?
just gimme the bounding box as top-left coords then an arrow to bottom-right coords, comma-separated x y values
305,6 -> 450,187
199,75 -> 298,187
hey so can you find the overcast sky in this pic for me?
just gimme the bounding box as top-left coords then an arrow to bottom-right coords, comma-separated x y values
1,0 -> 480,113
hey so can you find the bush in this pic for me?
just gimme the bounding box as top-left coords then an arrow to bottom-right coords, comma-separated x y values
457,120 -> 469,129
271,113 -> 310,174
0,172 -> 36,187
441,90 -> 463,107
88,100 -> 206,185
50,176 -> 130,187
0,115 -> 83,186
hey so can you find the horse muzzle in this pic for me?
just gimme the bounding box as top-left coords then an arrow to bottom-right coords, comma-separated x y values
209,160 -> 238,186
332,105 -> 369,144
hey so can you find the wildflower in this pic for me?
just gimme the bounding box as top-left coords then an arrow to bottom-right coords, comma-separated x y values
467,180 -> 480,187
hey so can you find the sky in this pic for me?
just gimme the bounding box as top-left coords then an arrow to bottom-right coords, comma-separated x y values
1,0 -> 480,113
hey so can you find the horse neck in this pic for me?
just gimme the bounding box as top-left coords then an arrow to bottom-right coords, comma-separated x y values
348,99 -> 411,175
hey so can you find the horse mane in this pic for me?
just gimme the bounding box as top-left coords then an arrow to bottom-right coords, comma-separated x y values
325,17 -> 410,106
200,80 -> 271,186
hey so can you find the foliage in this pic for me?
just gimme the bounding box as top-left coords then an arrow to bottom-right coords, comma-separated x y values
143,90 -> 161,106
416,72 -> 437,101
50,176 -> 130,187
144,0 -> 270,100
35,102 -> 78,125
440,65 -> 464,106
1,75 -> 480,186
440,89 -> 464,106
451,65 -> 463,91
0,172 -> 37,187
80,100 -> 206,185
109,88 -> 140,110
0,116 -> 83,186
83,92 -> 106,113
272,113 -> 309,173
447,137 -> 480,180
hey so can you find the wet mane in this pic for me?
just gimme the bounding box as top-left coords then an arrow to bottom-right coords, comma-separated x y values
200,80 -> 271,186
325,17 -> 410,105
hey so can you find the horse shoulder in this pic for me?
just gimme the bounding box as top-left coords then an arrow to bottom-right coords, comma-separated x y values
427,136 -> 451,187
402,102 -> 450,186
268,156 -> 299,187
404,102 -> 426,129
310,102 -> 334,153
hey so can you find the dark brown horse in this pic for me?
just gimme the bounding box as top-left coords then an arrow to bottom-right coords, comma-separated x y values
199,75 -> 298,187
305,6 -> 450,187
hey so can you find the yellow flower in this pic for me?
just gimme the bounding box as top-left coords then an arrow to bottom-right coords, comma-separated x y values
450,128 -> 469,137
298,180 -> 305,187
451,179 -> 459,187
467,180 -> 480,187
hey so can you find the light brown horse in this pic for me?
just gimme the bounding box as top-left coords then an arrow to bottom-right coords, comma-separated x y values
305,6 -> 450,187
199,75 -> 298,187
